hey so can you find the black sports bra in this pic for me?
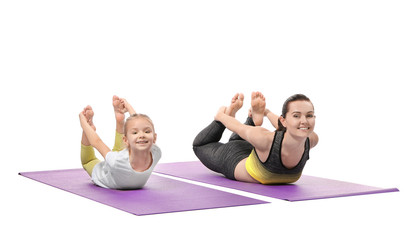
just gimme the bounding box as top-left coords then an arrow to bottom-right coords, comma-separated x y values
257,130 -> 310,174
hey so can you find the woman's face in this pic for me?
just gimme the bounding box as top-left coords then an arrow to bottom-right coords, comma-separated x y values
280,100 -> 315,138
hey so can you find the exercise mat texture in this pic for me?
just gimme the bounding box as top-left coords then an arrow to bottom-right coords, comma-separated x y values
19,168 -> 268,215
155,161 -> 399,201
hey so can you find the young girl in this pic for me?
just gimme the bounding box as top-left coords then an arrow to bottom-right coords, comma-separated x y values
79,96 -> 161,189
193,92 -> 319,184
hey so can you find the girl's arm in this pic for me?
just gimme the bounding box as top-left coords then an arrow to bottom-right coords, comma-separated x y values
264,108 -> 280,130
79,113 -> 111,158
215,107 -> 274,152
121,99 -> 136,116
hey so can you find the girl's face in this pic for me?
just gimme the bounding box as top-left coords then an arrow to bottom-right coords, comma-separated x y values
280,100 -> 315,139
123,118 -> 157,151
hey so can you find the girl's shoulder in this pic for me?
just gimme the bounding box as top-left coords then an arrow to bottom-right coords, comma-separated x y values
109,148 -> 129,157
106,149 -> 129,165
151,144 -> 162,161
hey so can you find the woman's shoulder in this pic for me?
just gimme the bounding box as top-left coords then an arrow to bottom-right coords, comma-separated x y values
309,132 -> 319,148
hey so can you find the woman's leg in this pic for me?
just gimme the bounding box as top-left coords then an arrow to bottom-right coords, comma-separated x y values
250,91 -> 266,126
193,120 -> 227,174
193,93 -> 244,147
229,92 -> 265,141
233,92 -> 266,183
193,120 -> 254,180
193,93 -> 252,180
80,106 -> 101,176
229,117 -> 255,141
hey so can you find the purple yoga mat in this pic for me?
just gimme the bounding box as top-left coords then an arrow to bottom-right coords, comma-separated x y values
19,169 -> 268,215
154,161 -> 399,201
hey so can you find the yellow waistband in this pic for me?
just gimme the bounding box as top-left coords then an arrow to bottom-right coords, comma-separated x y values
245,149 -> 301,185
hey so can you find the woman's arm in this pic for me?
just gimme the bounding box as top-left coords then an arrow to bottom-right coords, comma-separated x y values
215,107 -> 274,152
264,108 -> 280,129
79,113 -> 111,158
309,132 -> 319,148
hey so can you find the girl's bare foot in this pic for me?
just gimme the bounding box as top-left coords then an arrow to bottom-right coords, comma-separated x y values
81,105 -> 96,146
83,105 -> 96,131
225,93 -> 244,117
251,92 -> 266,126
113,95 -> 126,123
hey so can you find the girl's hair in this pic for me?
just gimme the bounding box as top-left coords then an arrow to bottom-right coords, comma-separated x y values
277,94 -> 313,131
124,113 -> 155,135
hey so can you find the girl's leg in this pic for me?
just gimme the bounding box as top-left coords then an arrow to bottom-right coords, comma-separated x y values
81,144 -> 100,176
112,96 -> 126,151
80,106 -> 101,176
112,132 -> 125,152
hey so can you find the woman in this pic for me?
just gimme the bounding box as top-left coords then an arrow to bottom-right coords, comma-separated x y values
193,92 -> 318,184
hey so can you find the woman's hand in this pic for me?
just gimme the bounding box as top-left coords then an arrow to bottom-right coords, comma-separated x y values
214,106 -> 227,122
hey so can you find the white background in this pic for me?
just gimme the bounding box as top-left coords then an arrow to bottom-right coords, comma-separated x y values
1,0 -> 415,239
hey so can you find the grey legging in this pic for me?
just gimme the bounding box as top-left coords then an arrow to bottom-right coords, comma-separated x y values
192,117 -> 255,180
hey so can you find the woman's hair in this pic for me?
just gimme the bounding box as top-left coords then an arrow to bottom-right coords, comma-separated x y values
124,113 -> 155,136
277,94 -> 313,131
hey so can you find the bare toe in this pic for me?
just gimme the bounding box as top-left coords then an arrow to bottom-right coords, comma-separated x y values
251,92 -> 266,126
226,93 -> 244,117
113,95 -> 126,122
84,105 -> 94,119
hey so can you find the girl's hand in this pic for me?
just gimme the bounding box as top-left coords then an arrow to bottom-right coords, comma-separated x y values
113,95 -> 128,123
79,112 -> 90,131
215,106 -> 227,121
79,112 -> 87,124
120,98 -> 136,115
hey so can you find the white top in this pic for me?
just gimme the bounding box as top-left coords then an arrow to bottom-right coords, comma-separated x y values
91,144 -> 162,189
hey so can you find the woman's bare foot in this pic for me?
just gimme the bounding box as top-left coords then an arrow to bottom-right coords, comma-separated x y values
251,92 -> 266,126
113,95 -> 126,123
225,93 -> 244,117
